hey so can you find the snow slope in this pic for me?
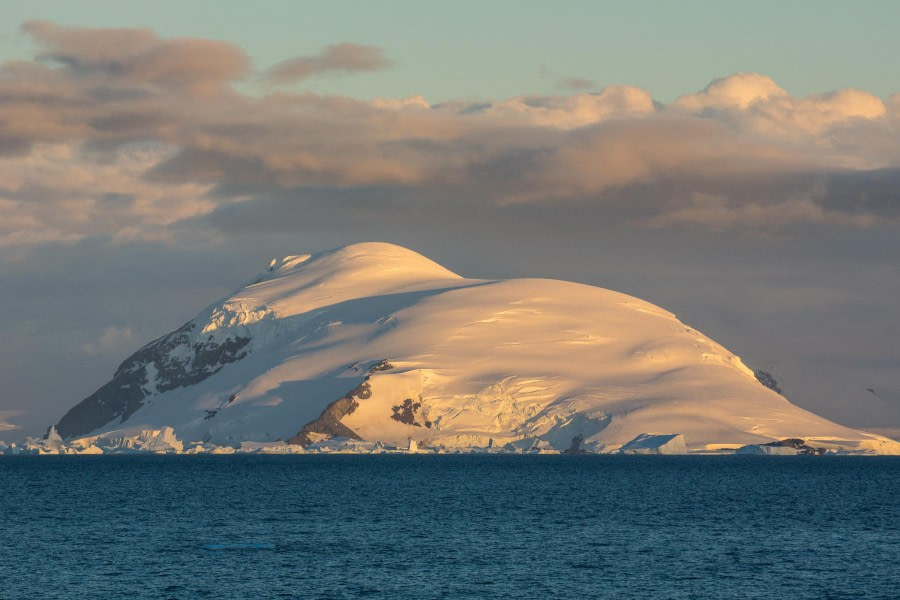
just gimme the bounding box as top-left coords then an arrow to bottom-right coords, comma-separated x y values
56,242 -> 900,454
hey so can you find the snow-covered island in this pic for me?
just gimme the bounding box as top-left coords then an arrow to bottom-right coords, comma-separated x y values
6,242 -> 899,456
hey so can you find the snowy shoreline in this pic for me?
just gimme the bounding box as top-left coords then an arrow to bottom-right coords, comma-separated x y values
2,426 -> 896,456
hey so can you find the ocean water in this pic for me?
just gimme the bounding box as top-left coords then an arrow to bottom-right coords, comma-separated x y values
1,456 -> 898,599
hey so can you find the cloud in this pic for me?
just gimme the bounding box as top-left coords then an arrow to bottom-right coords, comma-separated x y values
539,66 -> 596,91
513,116 -> 817,201
644,192 -> 877,231
82,326 -> 136,356
671,72 -> 789,111
264,42 -> 392,84
752,88 -> 887,138
557,76 -> 596,91
21,20 -> 249,96
671,73 -> 889,145
476,85 -> 656,128
0,143 -> 215,248
1,21 -> 899,257
0,411 -> 21,433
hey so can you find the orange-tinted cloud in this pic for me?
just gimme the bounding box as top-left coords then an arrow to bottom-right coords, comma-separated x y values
3,23 -> 899,251
264,42 -> 392,84
22,20 -> 249,96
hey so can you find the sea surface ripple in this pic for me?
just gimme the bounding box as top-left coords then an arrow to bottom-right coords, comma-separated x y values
1,455 -> 898,599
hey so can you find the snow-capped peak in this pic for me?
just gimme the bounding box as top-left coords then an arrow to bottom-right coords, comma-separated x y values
240,242 -> 466,322
54,242 -> 900,455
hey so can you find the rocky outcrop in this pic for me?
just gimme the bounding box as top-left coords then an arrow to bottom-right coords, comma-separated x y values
289,360 -> 398,446
55,375 -> 147,441
736,438 -> 827,455
369,360 -> 395,373
287,381 -> 369,446
56,321 -> 250,439
754,370 -> 783,395
765,438 -> 827,455
390,398 -> 432,428
562,434 -> 587,454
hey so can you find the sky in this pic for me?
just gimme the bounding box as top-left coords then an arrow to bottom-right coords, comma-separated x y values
1,2 -> 899,440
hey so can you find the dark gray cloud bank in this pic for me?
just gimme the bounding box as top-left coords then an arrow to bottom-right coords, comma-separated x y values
2,22 -> 899,439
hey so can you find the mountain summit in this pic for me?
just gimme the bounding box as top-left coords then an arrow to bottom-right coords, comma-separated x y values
56,242 -> 899,453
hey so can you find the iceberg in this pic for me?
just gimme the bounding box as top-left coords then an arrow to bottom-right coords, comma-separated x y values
619,433 -> 688,455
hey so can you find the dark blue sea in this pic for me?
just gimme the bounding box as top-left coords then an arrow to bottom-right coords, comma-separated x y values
1,455 -> 898,599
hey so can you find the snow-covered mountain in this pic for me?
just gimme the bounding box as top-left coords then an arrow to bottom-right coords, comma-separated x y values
55,242 -> 900,454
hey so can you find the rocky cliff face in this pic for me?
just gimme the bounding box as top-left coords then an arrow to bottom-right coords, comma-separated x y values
754,370 -> 783,395
56,321 -> 250,438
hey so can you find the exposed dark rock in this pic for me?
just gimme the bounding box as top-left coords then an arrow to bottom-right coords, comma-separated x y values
764,438 -> 827,455
56,320 -> 251,439
55,376 -> 147,440
347,380 -> 373,401
287,365 -> 394,446
754,370 -> 783,395
391,398 -> 422,426
369,360 -> 394,373
287,381 -> 369,446
562,434 -> 587,454
204,393 -> 239,421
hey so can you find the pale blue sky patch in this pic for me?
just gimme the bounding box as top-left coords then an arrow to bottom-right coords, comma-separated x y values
2,0 -> 899,102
